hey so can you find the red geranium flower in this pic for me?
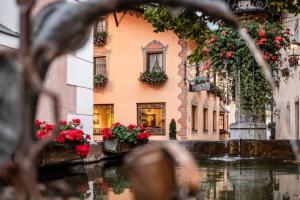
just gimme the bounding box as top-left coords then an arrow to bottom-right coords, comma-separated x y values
258,31 -> 265,37
75,144 -> 89,158
72,118 -> 81,126
202,64 -> 207,71
73,129 -> 84,141
263,52 -> 270,60
139,124 -> 145,131
136,132 -> 150,140
35,119 -> 42,129
55,131 -> 66,143
59,120 -> 68,126
226,51 -> 232,58
36,130 -> 52,140
271,55 -> 277,61
202,46 -> 209,53
86,134 -> 91,140
102,128 -> 112,139
65,130 -> 76,141
127,124 -> 137,132
112,122 -> 121,128
275,36 -> 282,42
44,123 -> 54,131
219,52 -> 224,58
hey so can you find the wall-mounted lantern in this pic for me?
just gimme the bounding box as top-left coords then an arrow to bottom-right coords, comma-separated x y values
288,39 -> 300,68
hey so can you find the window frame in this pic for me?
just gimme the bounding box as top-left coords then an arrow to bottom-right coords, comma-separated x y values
95,16 -> 107,33
203,108 -> 209,133
93,104 -> 114,135
137,102 -> 166,135
191,105 -> 198,131
213,110 -> 217,132
142,40 -> 168,73
94,56 -> 107,77
146,51 -> 163,72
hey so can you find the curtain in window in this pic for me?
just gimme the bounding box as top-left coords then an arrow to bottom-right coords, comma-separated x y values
148,53 -> 163,72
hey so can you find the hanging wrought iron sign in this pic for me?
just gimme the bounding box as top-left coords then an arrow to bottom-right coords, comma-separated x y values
185,62 -> 211,92
189,82 -> 211,92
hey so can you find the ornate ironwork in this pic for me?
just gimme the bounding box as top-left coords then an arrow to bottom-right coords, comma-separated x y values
228,0 -> 269,12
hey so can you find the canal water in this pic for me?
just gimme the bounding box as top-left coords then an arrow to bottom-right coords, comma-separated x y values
39,159 -> 300,200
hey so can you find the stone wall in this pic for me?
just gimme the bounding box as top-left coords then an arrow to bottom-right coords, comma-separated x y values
40,140 -> 300,166
180,140 -> 300,159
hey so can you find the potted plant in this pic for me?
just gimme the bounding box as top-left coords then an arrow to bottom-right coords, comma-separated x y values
102,123 -> 150,154
35,119 -> 91,164
94,74 -> 108,88
139,71 -> 168,86
94,31 -> 108,47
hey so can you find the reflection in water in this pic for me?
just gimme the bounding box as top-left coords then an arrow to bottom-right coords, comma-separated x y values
39,160 -> 300,200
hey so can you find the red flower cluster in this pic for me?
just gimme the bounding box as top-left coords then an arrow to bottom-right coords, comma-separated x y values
75,144 -> 89,157
136,132 -> 150,140
35,120 -> 54,140
72,118 -> 81,126
35,119 -> 91,158
102,122 -> 151,144
102,128 -> 112,139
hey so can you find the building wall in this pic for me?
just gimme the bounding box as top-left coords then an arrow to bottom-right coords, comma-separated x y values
274,13 -> 300,139
34,0 -> 94,138
94,13 -> 182,140
94,13 -> 221,140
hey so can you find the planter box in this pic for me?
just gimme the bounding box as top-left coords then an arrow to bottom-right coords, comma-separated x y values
103,139 -> 136,154
41,145 -> 81,166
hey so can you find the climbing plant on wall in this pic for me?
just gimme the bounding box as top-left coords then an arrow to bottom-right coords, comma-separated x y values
195,20 -> 290,120
144,6 -> 291,120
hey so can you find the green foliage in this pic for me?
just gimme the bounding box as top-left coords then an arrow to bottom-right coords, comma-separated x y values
94,74 -> 108,88
268,0 -> 300,14
143,6 -> 212,41
199,20 -> 290,120
139,71 -> 168,86
94,31 -> 108,47
210,83 -> 225,101
169,119 -> 177,140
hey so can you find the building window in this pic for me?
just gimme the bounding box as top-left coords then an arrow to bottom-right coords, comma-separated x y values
96,17 -> 106,32
296,101 -> 299,139
220,114 -> 224,130
213,111 -> 217,131
142,40 -> 168,72
137,103 -> 166,135
287,104 -> 291,135
93,104 -> 114,135
192,105 -> 198,131
203,108 -> 208,132
94,56 -> 107,76
147,52 -> 163,72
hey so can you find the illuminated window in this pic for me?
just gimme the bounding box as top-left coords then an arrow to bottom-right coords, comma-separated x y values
192,105 -> 198,131
203,108 -> 208,132
137,103 -> 165,135
93,104 -> 114,135
94,57 -> 107,76
96,17 -> 106,32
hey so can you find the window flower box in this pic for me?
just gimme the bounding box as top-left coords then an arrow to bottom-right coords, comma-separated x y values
101,123 -> 150,154
139,71 -> 168,86
94,74 -> 108,88
94,31 -> 108,47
